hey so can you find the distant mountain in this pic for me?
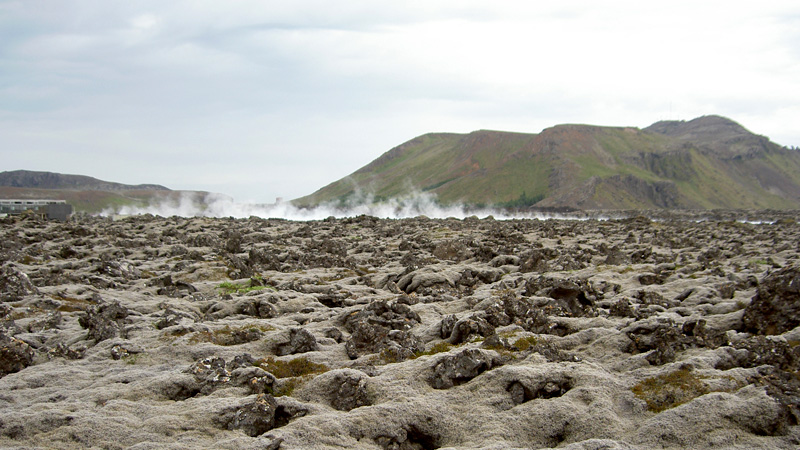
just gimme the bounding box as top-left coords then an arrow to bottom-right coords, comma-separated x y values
294,115 -> 800,210
0,170 -> 206,214
0,170 -> 169,191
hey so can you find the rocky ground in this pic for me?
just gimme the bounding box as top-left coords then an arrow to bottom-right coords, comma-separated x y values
1,211 -> 800,449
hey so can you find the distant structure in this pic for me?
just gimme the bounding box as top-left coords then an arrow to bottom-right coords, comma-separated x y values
0,199 -> 73,221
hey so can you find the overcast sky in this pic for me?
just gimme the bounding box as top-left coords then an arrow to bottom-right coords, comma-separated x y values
2,1 -> 799,203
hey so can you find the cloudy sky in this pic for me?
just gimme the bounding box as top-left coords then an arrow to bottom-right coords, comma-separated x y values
2,1 -> 799,203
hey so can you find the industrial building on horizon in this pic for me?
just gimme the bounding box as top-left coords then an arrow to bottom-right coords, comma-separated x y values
0,199 -> 73,221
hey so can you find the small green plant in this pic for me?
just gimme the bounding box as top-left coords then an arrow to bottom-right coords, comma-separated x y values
256,356 -> 329,379
217,278 -> 274,295
512,336 -> 538,351
632,367 -> 720,413
414,341 -> 454,358
271,377 -> 302,397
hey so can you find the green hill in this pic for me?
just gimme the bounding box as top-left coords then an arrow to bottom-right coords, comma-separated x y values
294,115 -> 800,210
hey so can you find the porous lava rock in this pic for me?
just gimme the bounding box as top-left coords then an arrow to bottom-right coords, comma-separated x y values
0,264 -> 38,302
429,348 -> 499,389
78,300 -> 130,343
742,266 -> 800,335
0,330 -> 34,376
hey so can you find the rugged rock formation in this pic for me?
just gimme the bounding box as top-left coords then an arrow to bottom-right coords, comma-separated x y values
1,211 -> 800,449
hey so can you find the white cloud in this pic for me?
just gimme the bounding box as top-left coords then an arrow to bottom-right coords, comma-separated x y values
1,0 -> 799,203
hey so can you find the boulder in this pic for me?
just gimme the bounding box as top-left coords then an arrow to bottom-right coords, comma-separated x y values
0,330 -> 34,376
447,314 -> 495,345
224,393 -> 278,437
345,321 -> 423,361
0,264 -> 38,302
742,266 -> 800,335
275,328 -> 317,356
78,301 -> 130,343
343,299 -> 421,333
429,348 -> 498,389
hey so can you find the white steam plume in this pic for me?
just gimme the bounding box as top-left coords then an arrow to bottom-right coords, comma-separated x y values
101,190 -> 581,220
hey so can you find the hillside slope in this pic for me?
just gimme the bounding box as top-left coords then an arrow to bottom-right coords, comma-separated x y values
0,170 -> 208,214
0,170 -> 169,191
294,116 -> 800,210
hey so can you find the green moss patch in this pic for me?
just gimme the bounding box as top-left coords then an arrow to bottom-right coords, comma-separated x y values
256,356 -> 329,379
632,367 -> 739,413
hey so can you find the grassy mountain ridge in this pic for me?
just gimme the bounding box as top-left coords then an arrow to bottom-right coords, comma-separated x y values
295,115 -> 800,210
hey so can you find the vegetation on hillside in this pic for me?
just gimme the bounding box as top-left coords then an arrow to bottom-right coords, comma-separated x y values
294,116 -> 800,210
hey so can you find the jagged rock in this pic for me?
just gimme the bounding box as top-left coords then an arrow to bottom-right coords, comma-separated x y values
110,342 -> 143,360
507,375 -> 573,405
610,298 -> 635,317
343,299 -> 421,333
95,258 -> 141,282
429,348 -> 498,389
223,393 -> 279,437
306,369 -> 372,411
377,330 -> 425,363
480,294 -> 548,329
0,264 -> 38,302
275,328 -> 317,356
432,239 -> 471,261
154,307 -> 196,330
635,290 -> 678,309
329,371 -> 370,411
184,355 -> 274,396
624,318 -> 691,365
152,274 -> 198,298
749,365 -> 800,427
190,357 -> 231,386
78,301 -> 130,343
231,366 -> 276,395
439,314 -> 457,339
0,330 -> 34,376
717,336 -> 800,371
345,321 -> 423,360
525,276 -> 598,317
395,269 -> 460,295
345,321 -> 388,359
374,424 -> 441,450
742,266 -> 800,335
323,327 -> 344,343
27,310 -> 62,332
237,298 -> 279,318
681,318 -> 727,348
46,343 -> 86,360
448,314 -> 495,345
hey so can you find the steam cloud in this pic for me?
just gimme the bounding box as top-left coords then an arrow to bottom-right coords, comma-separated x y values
102,191 -> 571,221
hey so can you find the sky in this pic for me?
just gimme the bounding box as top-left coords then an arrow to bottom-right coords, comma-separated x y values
2,1 -> 799,204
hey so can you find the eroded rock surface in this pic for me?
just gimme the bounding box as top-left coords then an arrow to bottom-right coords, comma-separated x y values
1,211 -> 800,449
